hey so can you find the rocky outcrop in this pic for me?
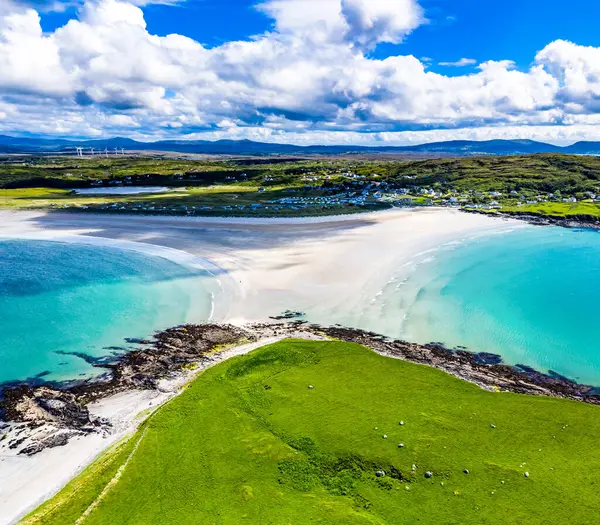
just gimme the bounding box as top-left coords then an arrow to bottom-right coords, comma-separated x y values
463,209 -> 600,230
0,324 -> 251,454
2,386 -> 91,428
1,321 -> 598,455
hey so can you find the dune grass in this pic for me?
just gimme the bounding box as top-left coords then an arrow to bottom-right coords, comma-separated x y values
23,340 -> 600,524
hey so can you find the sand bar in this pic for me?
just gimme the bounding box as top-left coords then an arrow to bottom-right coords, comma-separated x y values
0,208 -> 519,524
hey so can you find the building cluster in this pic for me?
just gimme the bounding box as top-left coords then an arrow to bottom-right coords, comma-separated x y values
48,167 -> 600,216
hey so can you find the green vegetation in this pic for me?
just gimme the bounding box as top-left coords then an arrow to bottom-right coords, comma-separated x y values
25,340 -> 600,524
0,186 -> 385,217
3,153 -> 600,218
389,154 -> 600,194
499,201 -> 600,219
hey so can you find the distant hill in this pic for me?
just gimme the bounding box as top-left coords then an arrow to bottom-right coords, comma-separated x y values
0,134 -> 596,156
564,141 -> 600,155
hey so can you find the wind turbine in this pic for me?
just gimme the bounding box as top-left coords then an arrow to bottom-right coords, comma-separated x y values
121,148 -> 125,155
104,147 -> 109,157
114,147 -> 119,156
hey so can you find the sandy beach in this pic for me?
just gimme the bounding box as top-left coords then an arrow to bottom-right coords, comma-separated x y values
0,208 -> 518,524
0,208 -> 519,324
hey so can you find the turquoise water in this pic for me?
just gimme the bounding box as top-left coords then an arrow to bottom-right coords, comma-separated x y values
0,239 -> 215,384
5,226 -> 600,387
329,226 -> 600,385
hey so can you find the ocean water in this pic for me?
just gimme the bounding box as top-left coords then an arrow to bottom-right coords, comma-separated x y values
0,239 -> 217,384
319,226 -> 600,385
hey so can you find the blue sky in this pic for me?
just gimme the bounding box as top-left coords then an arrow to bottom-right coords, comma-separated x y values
41,0 -> 600,72
3,0 -> 600,144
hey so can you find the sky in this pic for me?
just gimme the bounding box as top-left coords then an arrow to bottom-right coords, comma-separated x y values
1,0 -> 600,145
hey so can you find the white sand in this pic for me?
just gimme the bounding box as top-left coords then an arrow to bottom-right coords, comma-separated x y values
0,208 -> 519,524
0,208 -> 520,324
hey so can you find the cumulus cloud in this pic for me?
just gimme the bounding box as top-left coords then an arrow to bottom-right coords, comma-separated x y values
439,58 -> 477,67
257,0 -> 422,48
535,40 -> 600,114
10,0 -> 182,11
341,0 -> 423,48
0,0 -> 599,144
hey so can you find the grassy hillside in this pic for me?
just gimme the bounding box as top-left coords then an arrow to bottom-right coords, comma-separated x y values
24,340 -> 600,524
4,154 -> 600,194
389,154 -> 600,194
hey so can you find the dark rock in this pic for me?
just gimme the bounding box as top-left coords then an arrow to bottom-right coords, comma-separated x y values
20,432 -> 73,456
473,352 -> 503,365
3,320 -> 600,457
269,310 -> 305,321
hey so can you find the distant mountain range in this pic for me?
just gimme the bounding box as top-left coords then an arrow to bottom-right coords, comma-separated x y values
1,135 -> 600,157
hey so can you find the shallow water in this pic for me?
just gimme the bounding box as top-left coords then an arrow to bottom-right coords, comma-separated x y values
311,226 -> 600,384
73,186 -> 172,195
0,239 -> 216,384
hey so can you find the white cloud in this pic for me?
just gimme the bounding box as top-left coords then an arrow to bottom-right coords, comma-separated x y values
341,0 -> 423,48
0,4 -> 74,96
256,0 -> 344,44
257,0 -> 423,48
0,0 -> 600,145
439,58 -> 477,67
535,40 -> 600,114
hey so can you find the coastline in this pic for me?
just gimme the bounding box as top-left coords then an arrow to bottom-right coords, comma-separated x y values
3,321 -> 599,525
0,329 -> 326,525
0,207 -> 556,524
0,208 -> 518,326
463,208 -> 600,231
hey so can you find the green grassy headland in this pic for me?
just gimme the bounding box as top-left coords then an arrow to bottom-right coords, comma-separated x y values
24,339 -> 600,524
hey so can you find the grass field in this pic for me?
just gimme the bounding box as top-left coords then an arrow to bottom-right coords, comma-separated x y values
24,340 -> 600,524
500,201 -> 600,219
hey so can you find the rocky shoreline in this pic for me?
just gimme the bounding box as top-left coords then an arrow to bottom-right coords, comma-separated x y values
1,321 -> 599,456
463,208 -> 600,230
